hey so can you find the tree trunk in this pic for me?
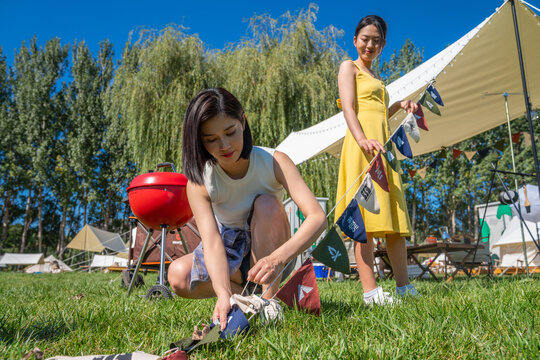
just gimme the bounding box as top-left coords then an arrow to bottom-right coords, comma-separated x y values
104,190 -> 111,230
0,190 -> 11,252
58,204 -> 67,259
474,196 -> 479,239
83,187 -> 87,226
451,194 -> 456,236
20,187 -> 34,253
467,200 -> 472,235
37,186 -> 43,253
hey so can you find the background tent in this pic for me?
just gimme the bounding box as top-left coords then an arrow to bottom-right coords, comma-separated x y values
67,225 -> 127,253
90,255 -> 128,268
0,253 -> 44,266
277,0 -> 540,164
24,255 -> 72,273
492,216 -> 540,267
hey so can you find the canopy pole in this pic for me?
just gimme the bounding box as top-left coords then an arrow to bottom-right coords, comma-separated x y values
509,0 -> 540,196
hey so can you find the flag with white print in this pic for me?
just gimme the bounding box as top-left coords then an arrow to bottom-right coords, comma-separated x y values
419,91 -> 441,116
368,153 -> 389,192
336,198 -> 367,243
383,142 -> 402,175
312,225 -> 351,274
275,258 -> 320,316
426,84 -> 444,106
413,104 -> 429,131
403,112 -> 420,143
354,173 -> 380,214
391,125 -> 413,159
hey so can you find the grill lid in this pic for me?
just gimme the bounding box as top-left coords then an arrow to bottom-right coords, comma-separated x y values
127,172 -> 188,191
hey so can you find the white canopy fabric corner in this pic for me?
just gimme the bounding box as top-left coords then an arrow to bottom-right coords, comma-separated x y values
67,224 -> 127,253
512,184 -> 540,222
90,255 -> 128,268
0,253 -> 44,266
277,0 -> 540,164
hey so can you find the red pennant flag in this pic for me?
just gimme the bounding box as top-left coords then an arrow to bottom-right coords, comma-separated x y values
368,153 -> 389,192
408,169 -> 417,179
275,258 -> 321,316
511,131 -> 521,144
413,104 -> 429,131
452,149 -> 463,159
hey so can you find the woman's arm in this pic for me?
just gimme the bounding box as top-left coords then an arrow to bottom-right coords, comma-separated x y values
338,60 -> 385,156
388,99 -> 418,118
247,151 -> 327,284
186,181 -> 231,330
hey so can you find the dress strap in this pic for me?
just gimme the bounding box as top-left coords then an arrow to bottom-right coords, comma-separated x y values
350,60 -> 362,71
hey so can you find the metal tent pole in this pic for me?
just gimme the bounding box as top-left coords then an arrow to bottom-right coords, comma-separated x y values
509,0 -> 540,196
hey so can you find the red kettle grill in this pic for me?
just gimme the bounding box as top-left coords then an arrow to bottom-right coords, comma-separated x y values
126,162 -> 193,299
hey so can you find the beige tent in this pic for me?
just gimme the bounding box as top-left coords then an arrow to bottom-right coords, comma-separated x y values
277,0 -> 540,163
24,255 -> 72,273
67,225 -> 127,253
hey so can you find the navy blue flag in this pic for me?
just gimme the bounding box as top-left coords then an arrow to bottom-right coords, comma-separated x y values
391,126 -> 413,159
336,199 -> 367,243
220,305 -> 249,339
427,84 -> 444,106
477,148 -> 490,161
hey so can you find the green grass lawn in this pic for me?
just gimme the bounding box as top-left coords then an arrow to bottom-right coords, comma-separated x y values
0,271 -> 538,359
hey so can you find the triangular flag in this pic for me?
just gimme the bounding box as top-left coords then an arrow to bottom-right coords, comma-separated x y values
312,225 -> 351,274
477,148 -> 490,160
523,132 -> 532,147
417,167 -> 427,179
428,159 -> 438,169
383,142 -> 402,174
368,153 -> 389,192
275,258 -> 321,316
426,84 -> 444,106
511,131 -> 521,144
354,173 -> 380,214
391,126 -> 413,159
437,149 -> 447,159
402,113 -> 420,142
408,169 -> 416,179
452,149 -> 463,159
336,198 -> 367,243
419,91 -> 441,116
494,139 -> 505,152
220,305 -> 250,339
464,151 -> 477,161
413,105 -> 429,131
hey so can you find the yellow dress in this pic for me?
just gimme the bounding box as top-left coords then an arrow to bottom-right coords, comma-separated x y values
334,61 -> 411,237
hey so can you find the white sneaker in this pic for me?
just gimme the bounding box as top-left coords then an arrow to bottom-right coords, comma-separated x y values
363,286 -> 395,306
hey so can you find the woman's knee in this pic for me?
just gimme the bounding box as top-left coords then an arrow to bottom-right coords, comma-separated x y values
167,259 -> 191,296
252,194 -> 286,223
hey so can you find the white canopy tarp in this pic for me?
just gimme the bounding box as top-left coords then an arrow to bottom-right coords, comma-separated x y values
0,253 -> 44,266
277,0 -> 540,164
492,216 -> 540,266
90,254 -> 128,268
24,255 -> 72,273
511,184 -> 540,222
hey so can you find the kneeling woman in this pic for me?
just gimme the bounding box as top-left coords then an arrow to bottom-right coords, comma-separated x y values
168,88 -> 326,330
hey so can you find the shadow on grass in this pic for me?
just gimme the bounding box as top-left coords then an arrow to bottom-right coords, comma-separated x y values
0,315 -> 76,345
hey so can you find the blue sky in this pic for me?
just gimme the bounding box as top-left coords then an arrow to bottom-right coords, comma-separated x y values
1,1 -> 538,67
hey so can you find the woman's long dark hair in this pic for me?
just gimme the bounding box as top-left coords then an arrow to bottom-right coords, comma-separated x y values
354,15 -> 387,45
182,88 -> 253,185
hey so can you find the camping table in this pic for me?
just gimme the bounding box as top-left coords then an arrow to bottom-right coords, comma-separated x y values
374,243 -> 485,281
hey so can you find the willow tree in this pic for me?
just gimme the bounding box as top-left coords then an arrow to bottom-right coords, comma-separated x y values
111,28 -> 210,173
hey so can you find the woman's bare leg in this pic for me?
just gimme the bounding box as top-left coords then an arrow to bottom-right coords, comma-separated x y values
385,233 -> 409,287
250,194 -> 290,299
168,253 -> 243,298
354,233 -> 377,293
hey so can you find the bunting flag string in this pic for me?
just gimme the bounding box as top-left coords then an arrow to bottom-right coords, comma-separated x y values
417,167 -> 427,179
408,169 -> 417,179
311,225 -> 351,274
494,139 -> 506,152
403,113 -> 421,142
413,105 -> 429,131
336,198 -> 368,243
383,142 -> 402,175
368,153 -> 390,192
464,151 -> 477,161
511,131 -> 521,144
426,84 -> 444,106
452,149 -> 463,159
275,258 -> 321,316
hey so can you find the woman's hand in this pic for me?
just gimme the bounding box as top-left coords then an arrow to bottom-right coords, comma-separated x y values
400,100 -> 418,113
247,254 -> 282,285
213,294 -> 231,331
358,138 -> 385,156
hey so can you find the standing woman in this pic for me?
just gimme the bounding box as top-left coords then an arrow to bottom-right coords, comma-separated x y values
168,88 -> 326,330
335,15 -> 419,305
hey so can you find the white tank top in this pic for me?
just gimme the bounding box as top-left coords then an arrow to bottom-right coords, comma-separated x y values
203,146 -> 285,229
